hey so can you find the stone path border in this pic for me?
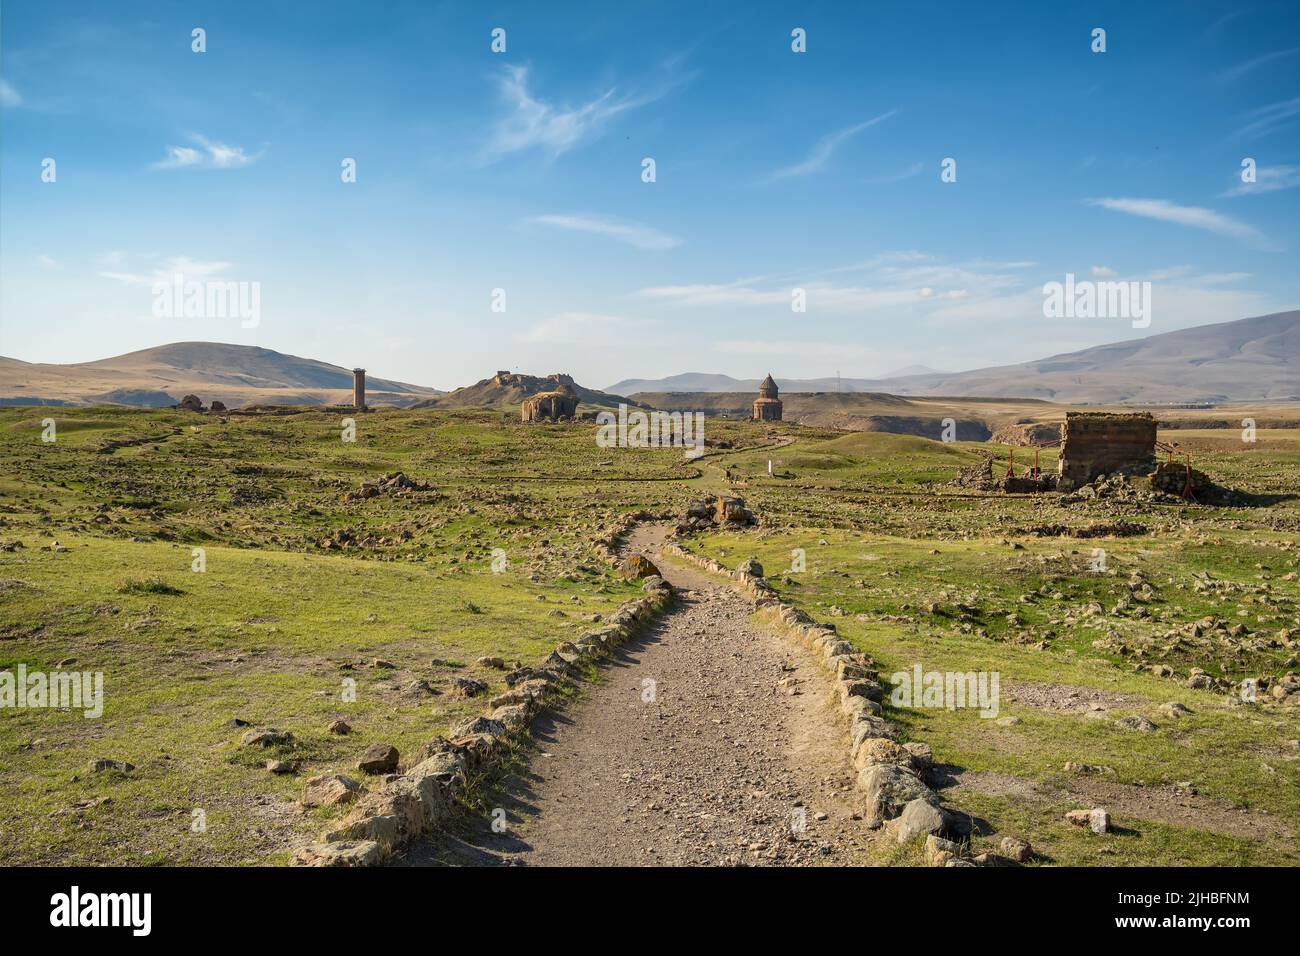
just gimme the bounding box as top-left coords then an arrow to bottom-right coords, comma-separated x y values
661,538 -> 994,863
291,514 -> 674,866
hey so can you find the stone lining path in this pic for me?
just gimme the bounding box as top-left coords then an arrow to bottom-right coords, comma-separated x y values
399,523 -> 876,866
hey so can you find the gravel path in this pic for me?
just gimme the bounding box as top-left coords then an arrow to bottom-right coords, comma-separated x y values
400,523 -> 874,866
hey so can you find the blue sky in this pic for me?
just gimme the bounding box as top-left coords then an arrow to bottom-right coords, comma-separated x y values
1,0 -> 1298,390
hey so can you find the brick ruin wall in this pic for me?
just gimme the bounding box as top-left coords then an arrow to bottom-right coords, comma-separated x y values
1057,413 -> 1156,490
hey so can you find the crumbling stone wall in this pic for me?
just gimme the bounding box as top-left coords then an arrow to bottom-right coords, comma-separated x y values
1057,412 -> 1156,491
521,385 -> 578,422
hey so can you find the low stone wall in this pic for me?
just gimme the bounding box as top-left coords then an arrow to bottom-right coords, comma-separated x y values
662,542 -> 997,864
293,517 -> 675,867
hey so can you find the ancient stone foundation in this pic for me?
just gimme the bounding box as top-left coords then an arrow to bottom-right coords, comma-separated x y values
1057,412 -> 1156,491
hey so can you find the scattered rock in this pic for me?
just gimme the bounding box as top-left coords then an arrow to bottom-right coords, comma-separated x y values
327,719 -> 351,735
1117,715 -> 1157,732
1066,807 -> 1110,834
452,676 -> 488,698
356,743 -> 399,775
302,774 -> 362,808
924,834 -> 959,865
240,728 -> 294,748
619,554 -> 660,579
293,840 -> 383,867
1000,836 -> 1033,862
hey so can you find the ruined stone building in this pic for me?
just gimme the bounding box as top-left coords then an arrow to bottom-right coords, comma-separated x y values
1057,412 -> 1156,490
521,381 -> 578,422
751,373 -> 783,421
352,368 -> 366,410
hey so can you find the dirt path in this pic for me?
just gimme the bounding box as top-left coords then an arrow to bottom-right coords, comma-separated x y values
399,522 -> 877,866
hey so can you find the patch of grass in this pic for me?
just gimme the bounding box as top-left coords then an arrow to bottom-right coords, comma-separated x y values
118,576 -> 185,596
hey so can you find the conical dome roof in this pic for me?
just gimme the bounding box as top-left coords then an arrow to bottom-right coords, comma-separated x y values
758,373 -> 778,396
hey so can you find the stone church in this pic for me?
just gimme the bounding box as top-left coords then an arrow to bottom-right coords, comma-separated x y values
751,373 -> 782,421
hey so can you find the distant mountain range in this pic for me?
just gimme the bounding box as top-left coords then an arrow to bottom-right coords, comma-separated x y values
0,342 -> 442,408
605,367 -> 946,395
612,311 -> 1299,404
2,311 -> 1295,410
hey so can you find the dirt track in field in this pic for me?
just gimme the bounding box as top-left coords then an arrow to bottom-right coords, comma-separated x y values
399,522 -> 877,866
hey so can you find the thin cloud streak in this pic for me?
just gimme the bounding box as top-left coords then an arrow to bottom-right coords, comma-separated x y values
1217,46 -> 1300,83
528,214 -> 682,250
1087,197 -> 1269,246
1221,163 -> 1300,197
1235,97 -> 1300,139
765,110 -> 899,181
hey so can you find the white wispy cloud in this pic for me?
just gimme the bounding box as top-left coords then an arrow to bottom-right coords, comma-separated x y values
1221,163 -> 1300,197
151,135 -> 260,170
1217,46 -> 1300,83
1087,197 -> 1267,245
765,110 -> 898,181
641,254 -> 1025,313
98,255 -> 233,286
528,214 -> 681,250
1235,97 -> 1300,139
641,282 -> 950,312
486,64 -> 677,159
1090,265 -> 1116,277
0,79 -> 21,107
638,282 -> 787,306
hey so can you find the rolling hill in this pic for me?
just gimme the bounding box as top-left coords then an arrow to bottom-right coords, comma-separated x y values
0,343 -> 443,409
613,311 -> 1299,404
606,366 -> 948,394
882,310 -> 1298,403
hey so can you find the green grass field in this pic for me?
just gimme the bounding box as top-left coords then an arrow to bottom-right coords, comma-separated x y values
676,426 -> 1300,866
1,406 -> 1296,865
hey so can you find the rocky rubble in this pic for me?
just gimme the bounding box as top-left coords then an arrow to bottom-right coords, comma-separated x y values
1149,461 -> 1239,504
343,471 -> 433,503
675,495 -> 757,534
